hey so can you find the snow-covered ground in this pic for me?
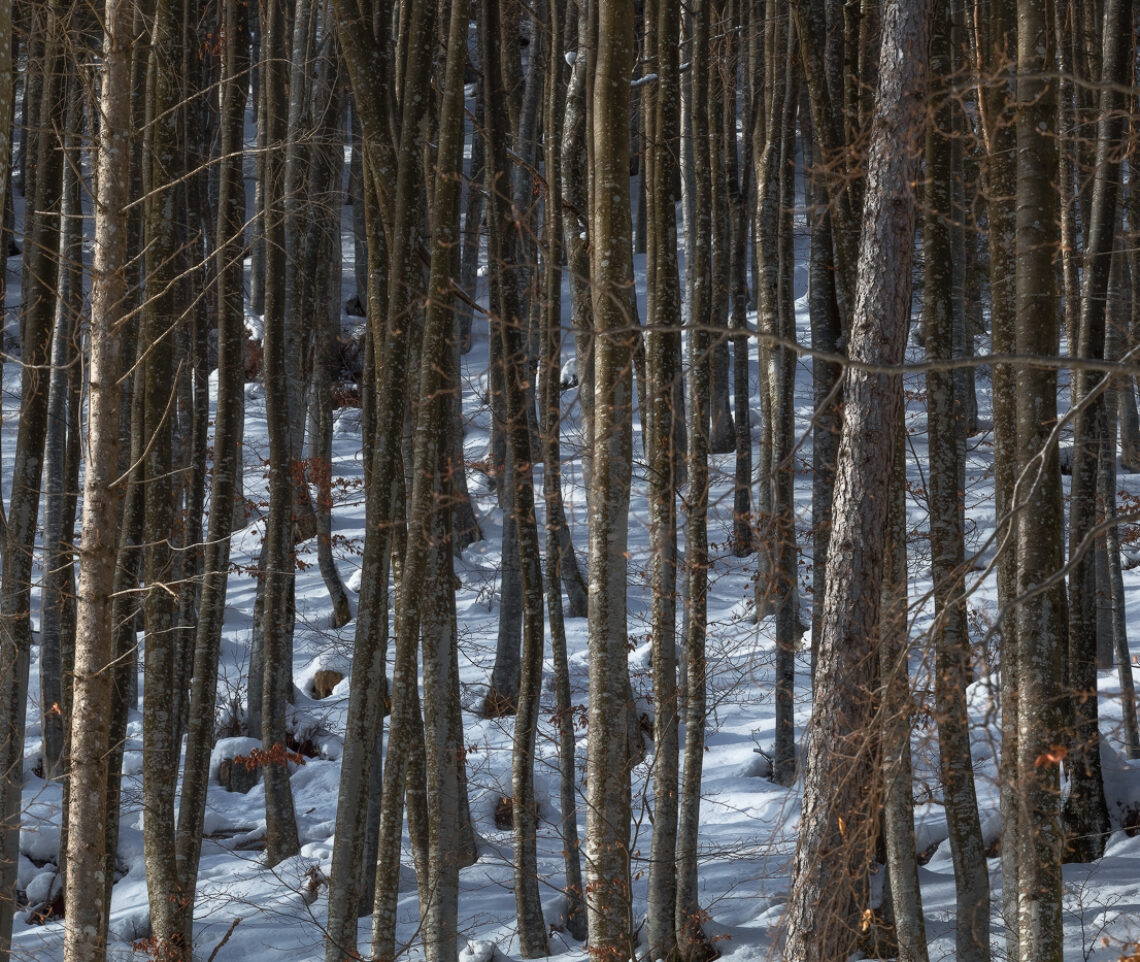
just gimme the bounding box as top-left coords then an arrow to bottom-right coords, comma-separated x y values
8,164 -> 1140,962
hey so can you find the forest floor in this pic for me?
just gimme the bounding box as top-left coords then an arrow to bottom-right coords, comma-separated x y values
9,192 -> 1140,962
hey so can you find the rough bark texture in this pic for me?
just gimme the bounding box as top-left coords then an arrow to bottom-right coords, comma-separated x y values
782,2 -> 931,958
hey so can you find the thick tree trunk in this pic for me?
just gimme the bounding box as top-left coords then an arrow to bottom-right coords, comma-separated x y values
782,2 -> 931,957
141,0 -> 186,950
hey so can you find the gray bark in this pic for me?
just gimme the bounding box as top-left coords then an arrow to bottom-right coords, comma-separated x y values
172,0 -> 250,947
880,433 -> 928,962
782,2 -> 932,957
60,3 -> 131,957
261,0 -> 302,869
585,0 -> 637,954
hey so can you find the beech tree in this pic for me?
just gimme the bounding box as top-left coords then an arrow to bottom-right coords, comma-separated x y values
783,1 -> 933,957
61,0 -> 133,957
0,2 -> 1135,961
584,0 -> 638,956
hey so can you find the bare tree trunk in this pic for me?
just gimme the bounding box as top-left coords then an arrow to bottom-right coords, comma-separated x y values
584,0 -> 637,954
728,0 -> 753,559
563,0 -> 595,503
880,432 -> 928,962
2,4 -> 62,953
783,2 -> 932,957
541,5 -> 587,935
306,35 -> 354,629
61,2 -> 131,957
1012,1 -> 1064,957
1062,0 -> 1128,865
172,0 -> 249,946
39,87 -> 82,784
261,0 -> 302,868
1105,243 -> 1140,759
924,10 -> 989,952
644,0 -> 682,950
676,2 -> 714,957
323,0 -> 401,942
975,0 -> 1019,948
141,0 -> 187,950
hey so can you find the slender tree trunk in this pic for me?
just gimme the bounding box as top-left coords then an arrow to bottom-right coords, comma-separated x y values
541,5 -> 587,934
1062,0 -> 1128,865
172,0 -> 249,946
644,0 -> 682,949
563,0 -> 595,503
306,36 -> 353,630
2,5 -> 62,953
728,0 -> 753,559
1012,2 -> 1064,957
880,432 -> 928,962
585,0 -> 637,955
261,0 -> 302,868
1105,243 -> 1140,760
924,10 -> 989,952
975,0 -> 1019,948
39,89 -> 82,784
61,2 -> 131,956
676,2 -> 714,957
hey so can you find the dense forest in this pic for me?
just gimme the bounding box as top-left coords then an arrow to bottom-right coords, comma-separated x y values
2,0 -> 1140,960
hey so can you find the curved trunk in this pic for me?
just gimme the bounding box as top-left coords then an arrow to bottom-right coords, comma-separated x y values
783,3 -> 932,957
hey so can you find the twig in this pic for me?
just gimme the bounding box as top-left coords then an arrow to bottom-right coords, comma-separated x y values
207,916 -> 243,962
